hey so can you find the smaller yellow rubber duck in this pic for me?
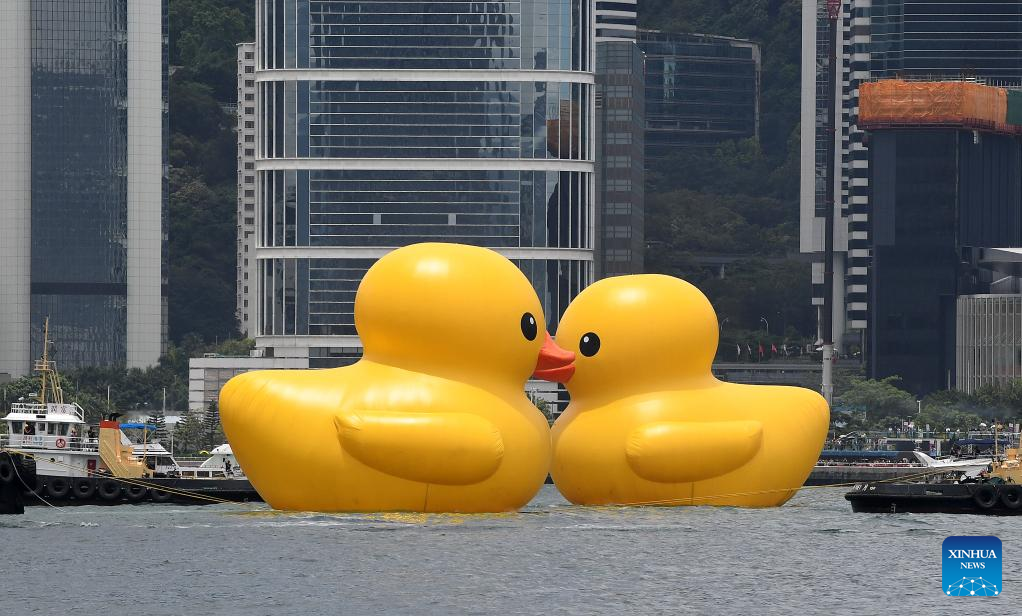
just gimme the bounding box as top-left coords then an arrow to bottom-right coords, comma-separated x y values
220,243 -> 574,512
549,275 -> 829,507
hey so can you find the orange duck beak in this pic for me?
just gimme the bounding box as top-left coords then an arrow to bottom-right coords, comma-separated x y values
532,331 -> 575,383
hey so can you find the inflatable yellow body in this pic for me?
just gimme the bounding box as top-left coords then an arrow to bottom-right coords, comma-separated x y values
550,275 -> 829,507
220,243 -> 573,512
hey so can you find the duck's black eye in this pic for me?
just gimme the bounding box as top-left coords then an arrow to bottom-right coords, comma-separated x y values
579,332 -> 600,357
520,313 -> 538,341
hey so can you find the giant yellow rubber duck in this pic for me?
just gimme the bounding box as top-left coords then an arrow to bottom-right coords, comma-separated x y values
548,275 -> 829,507
219,243 -> 574,512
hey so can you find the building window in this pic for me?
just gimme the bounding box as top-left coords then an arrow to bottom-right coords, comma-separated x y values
606,225 -> 632,239
244,135 -> 254,143
244,121 -> 255,129
244,94 -> 254,101
607,179 -> 631,191
606,85 -> 632,97
244,162 -> 255,169
607,133 -> 632,145
244,190 -> 255,197
245,148 -> 254,156
244,52 -> 254,60
606,249 -> 632,262
606,202 -> 631,215
605,156 -> 629,168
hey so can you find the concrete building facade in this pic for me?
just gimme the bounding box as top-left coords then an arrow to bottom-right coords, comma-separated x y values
237,42 -> 258,337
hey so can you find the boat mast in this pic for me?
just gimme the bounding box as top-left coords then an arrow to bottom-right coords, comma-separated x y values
33,317 -> 64,406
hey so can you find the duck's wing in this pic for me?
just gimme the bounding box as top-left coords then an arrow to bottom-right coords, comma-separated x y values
335,411 -> 504,485
625,420 -> 763,483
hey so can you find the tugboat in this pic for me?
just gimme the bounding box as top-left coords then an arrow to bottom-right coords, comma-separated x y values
846,428 -> 1022,515
0,319 -> 261,508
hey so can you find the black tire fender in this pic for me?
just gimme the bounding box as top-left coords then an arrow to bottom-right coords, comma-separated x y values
73,479 -> 96,500
45,477 -> 70,499
125,484 -> 148,502
98,479 -> 122,501
973,484 -> 998,509
1000,485 -> 1022,509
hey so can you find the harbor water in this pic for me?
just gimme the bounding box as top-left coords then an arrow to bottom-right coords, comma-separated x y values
1,485 -> 1016,614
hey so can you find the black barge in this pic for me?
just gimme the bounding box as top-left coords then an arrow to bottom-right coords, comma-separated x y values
846,481 -> 1022,515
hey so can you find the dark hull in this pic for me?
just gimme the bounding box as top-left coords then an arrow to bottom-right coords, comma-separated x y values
21,474 -> 264,506
846,481 -> 1022,515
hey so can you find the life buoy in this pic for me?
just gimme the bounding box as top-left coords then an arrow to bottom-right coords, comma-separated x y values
973,484 -> 999,509
1000,485 -> 1022,509
150,488 -> 173,503
125,484 -> 148,502
73,479 -> 95,500
55,438 -> 66,449
98,479 -> 122,501
46,478 -> 70,499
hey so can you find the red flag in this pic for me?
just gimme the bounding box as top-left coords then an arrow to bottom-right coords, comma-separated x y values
758,343 -> 764,358
771,344 -> 778,355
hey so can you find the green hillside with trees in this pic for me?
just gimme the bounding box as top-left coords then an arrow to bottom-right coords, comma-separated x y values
167,0 -> 255,344
639,0 -> 810,355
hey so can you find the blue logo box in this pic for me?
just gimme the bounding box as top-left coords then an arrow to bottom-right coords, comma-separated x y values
943,536 -> 1002,596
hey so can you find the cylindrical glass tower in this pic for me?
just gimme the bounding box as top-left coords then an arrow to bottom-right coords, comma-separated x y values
255,0 -> 594,362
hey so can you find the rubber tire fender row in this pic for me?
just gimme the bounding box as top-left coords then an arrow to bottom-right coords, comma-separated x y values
73,479 -> 96,501
973,484 -> 999,509
1000,484 -> 1022,509
45,477 -> 70,500
98,479 -> 122,501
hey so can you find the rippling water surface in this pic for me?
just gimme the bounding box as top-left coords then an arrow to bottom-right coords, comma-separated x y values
1,486 -> 1016,614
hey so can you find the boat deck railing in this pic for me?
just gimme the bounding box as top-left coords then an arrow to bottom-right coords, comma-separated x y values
0,433 -> 99,452
9,401 -> 85,421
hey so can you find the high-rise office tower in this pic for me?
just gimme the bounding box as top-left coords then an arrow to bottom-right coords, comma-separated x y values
800,0 -> 1022,363
595,41 -> 645,277
237,42 -> 258,338
0,0 -> 167,377
253,0 -> 594,367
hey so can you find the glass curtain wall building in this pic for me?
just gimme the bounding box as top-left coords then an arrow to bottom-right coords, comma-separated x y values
638,30 -> 760,160
255,0 -> 595,366
0,0 -> 167,376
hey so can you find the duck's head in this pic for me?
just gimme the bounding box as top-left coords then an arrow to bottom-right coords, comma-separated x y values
554,274 -> 718,399
355,243 -> 574,387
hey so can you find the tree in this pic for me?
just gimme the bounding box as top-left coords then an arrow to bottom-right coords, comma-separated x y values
835,376 -> 917,426
171,410 -> 204,456
203,400 -> 225,451
146,408 -> 169,444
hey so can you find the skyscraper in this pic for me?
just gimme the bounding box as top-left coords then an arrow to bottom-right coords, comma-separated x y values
252,0 -> 595,366
595,41 -> 645,277
0,0 -> 167,377
801,0 -> 1022,363
237,42 -> 258,338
